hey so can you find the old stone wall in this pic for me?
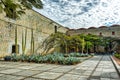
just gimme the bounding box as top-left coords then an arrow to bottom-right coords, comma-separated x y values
67,25 -> 120,53
0,9 -> 68,54
67,25 -> 120,38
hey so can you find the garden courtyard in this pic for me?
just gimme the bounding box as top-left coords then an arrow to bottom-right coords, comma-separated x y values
0,0 -> 120,80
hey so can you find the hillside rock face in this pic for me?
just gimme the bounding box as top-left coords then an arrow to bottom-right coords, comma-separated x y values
0,9 -> 68,54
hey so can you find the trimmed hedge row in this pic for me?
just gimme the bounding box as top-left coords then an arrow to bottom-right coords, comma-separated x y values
4,53 -> 81,65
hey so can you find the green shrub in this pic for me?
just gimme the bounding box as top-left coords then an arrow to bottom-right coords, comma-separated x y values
64,53 -> 89,57
27,54 -> 41,62
90,53 -> 94,56
20,54 -> 28,62
11,54 -> 20,62
114,53 -> 120,59
64,57 -> 80,65
42,56 -> 48,63
58,56 -> 65,64
4,53 -> 81,65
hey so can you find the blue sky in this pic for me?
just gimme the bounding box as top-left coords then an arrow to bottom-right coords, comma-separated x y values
33,0 -> 120,29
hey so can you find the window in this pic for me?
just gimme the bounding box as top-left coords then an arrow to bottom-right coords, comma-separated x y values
88,33 -> 91,35
12,45 -> 19,54
112,31 -> 115,35
99,32 -> 102,36
54,26 -> 57,33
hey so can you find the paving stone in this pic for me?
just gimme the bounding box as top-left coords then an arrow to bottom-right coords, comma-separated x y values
92,71 -> 101,76
3,65 -> 20,68
0,74 -> 4,76
50,66 -> 74,73
0,65 -> 7,67
12,70 -> 41,77
79,67 -> 88,70
110,79 -> 120,80
95,68 -> 103,71
31,64 -> 59,71
57,74 -> 80,80
110,72 -> 119,79
17,66 -> 35,70
89,79 -> 99,80
88,68 -> 95,71
24,78 -> 43,80
16,63 -> 32,66
50,68 -> 71,73
101,72 -> 111,78
68,69 -> 84,75
103,69 -> 113,73
60,66 -> 76,69
78,76 -> 89,80
119,70 -> 120,73
0,75 -> 24,80
83,71 -> 93,76
90,76 -> 100,79
33,72 -> 63,80
100,78 -> 110,80
0,69 -> 21,74
73,68 -> 85,73
24,63 -> 45,67
0,67 -> 10,71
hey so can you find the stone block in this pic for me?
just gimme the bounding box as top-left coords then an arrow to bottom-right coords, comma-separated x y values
0,69 -> 21,74
33,72 -> 63,80
12,70 -> 41,77
57,74 -> 80,80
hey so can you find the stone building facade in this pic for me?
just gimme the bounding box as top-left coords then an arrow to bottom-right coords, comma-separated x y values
67,25 -> 120,53
67,25 -> 120,38
0,10 -> 68,54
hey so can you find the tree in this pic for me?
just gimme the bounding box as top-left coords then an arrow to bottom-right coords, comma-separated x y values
81,37 -> 85,54
86,34 -> 100,53
85,41 -> 93,53
42,32 -> 68,54
68,35 -> 82,53
0,0 -> 43,19
78,34 -> 101,53
20,0 -> 43,9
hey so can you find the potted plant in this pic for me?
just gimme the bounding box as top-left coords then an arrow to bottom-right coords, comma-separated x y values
4,56 -> 11,61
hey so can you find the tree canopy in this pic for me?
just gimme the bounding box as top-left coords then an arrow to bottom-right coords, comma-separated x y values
0,0 -> 43,19
42,32 -> 104,54
20,0 -> 43,9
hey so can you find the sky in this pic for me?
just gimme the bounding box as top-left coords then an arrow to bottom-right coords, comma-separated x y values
33,0 -> 120,29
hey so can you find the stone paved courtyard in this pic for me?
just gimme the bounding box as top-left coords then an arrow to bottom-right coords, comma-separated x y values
0,55 -> 119,80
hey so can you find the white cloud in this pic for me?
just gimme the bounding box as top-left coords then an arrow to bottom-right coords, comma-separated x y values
34,0 -> 120,29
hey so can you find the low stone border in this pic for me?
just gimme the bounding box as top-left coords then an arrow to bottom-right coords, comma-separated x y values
110,56 -> 120,76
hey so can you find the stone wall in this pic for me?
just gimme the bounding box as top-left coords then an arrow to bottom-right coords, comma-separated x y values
67,25 -> 120,53
0,9 -> 68,54
67,25 -> 120,38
